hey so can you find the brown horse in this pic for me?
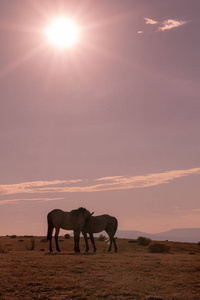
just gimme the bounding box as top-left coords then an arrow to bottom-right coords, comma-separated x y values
82,214 -> 118,252
47,207 -> 92,252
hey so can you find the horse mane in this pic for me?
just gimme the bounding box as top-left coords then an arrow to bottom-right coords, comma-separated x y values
71,207 -> 89,216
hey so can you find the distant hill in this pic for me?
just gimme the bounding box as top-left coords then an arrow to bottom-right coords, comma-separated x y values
116,228 -> 200,243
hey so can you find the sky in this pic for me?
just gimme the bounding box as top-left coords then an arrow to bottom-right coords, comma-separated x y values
0,0 -> 200,236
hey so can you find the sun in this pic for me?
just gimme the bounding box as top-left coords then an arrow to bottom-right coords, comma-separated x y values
46,18 -> 79,48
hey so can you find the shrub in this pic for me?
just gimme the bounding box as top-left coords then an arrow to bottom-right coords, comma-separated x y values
128,240 -> 137,243
148,242 -> 170,253
197,241 -> 200,247
146,296 -> 164,300
41,238 -> 47,243
0,244 -> 12,253
30,238 -> 36,251
98,234 -> 106,241
0,245 -> 7,253
64,234 -> 71,239
137,236 -> 151,246
10,235 -> 17,239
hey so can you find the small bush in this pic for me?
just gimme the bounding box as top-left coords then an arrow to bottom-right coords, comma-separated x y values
148,242 -> 170,253
197,241 -> 200,247
146,296 -> 164,300
137,236 -> 151,246
0,244 -> 12,253
128,240 -> 137,243
41,238 -> 47,243
64,234 -> 71,239
0,245 -> 7,253
10,235 -> 17,239
30,238 -> 36,251
98,234 -> 106,241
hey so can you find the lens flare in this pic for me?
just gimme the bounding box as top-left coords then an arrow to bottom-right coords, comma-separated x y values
46,18 -> 79,48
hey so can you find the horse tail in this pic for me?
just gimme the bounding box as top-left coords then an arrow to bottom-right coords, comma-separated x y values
114,217 -> 118,236
47,212 -> 53,241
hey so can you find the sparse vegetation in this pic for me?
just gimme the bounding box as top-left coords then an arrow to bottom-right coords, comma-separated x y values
0,236 -> 200,299
64,233 -> 71,239
30,238 -> 35,251
0,244 -> 7,253
137,236 -> 151,246
0,244 -> 12,253
148,242 -> 170,253
40,238 -> 47,243
98,234 -> 106,241
146,296 -> 164,300
10,235 -> 17,239
128,239 -> 137,243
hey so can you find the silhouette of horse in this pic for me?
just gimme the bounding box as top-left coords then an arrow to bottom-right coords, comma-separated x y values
47,207 -> 92,253
82,214 -> 118,252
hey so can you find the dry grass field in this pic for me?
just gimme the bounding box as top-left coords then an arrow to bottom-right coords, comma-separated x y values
0,235 -> 200,299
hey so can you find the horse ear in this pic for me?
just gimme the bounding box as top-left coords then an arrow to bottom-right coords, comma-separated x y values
91,212 -> 94,216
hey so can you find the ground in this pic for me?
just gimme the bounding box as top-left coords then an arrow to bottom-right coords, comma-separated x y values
0,236 -> 200,299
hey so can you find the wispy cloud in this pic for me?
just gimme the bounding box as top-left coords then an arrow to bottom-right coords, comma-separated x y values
143,17 -> 189,33
0,168 -> 199,203
175,208 -> 200,213
144,18 -> 158,25
158,19 -> 188,31
0,197 -> 64,205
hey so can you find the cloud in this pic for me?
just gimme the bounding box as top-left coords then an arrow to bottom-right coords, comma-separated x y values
175,208 -> 200,213
158,19 -> 188,31
137,31 -> 143,34
144,18 -> 158,25
0,197 -> 64,205
0,168 -> 200,202
142,18 -> 189,33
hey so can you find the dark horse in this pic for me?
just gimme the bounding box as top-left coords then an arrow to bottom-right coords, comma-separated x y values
47,207 -> 92,252
82,214 -> 118,252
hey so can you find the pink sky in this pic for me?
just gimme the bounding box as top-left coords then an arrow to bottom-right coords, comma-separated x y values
0,0 -> 200,236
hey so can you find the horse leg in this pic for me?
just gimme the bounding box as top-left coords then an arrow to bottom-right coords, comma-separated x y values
55,228 -> 61,252
113,238 -> 118,252
82,231 -> 89,252
108,237 -> 113,252
89,233 -> 97,252
47,228 -> 54,252
108,234 -> 117,252
74,230 -> 80,253
107,231 -> 114,252
49,236 -> 53,253
47,215 -> 54,252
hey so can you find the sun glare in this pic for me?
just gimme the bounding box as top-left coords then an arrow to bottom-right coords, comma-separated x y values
46,18 -> 79,48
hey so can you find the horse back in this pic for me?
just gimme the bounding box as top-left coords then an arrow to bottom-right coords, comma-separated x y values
83,214 -> 117,234
48,209 -> 65,228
